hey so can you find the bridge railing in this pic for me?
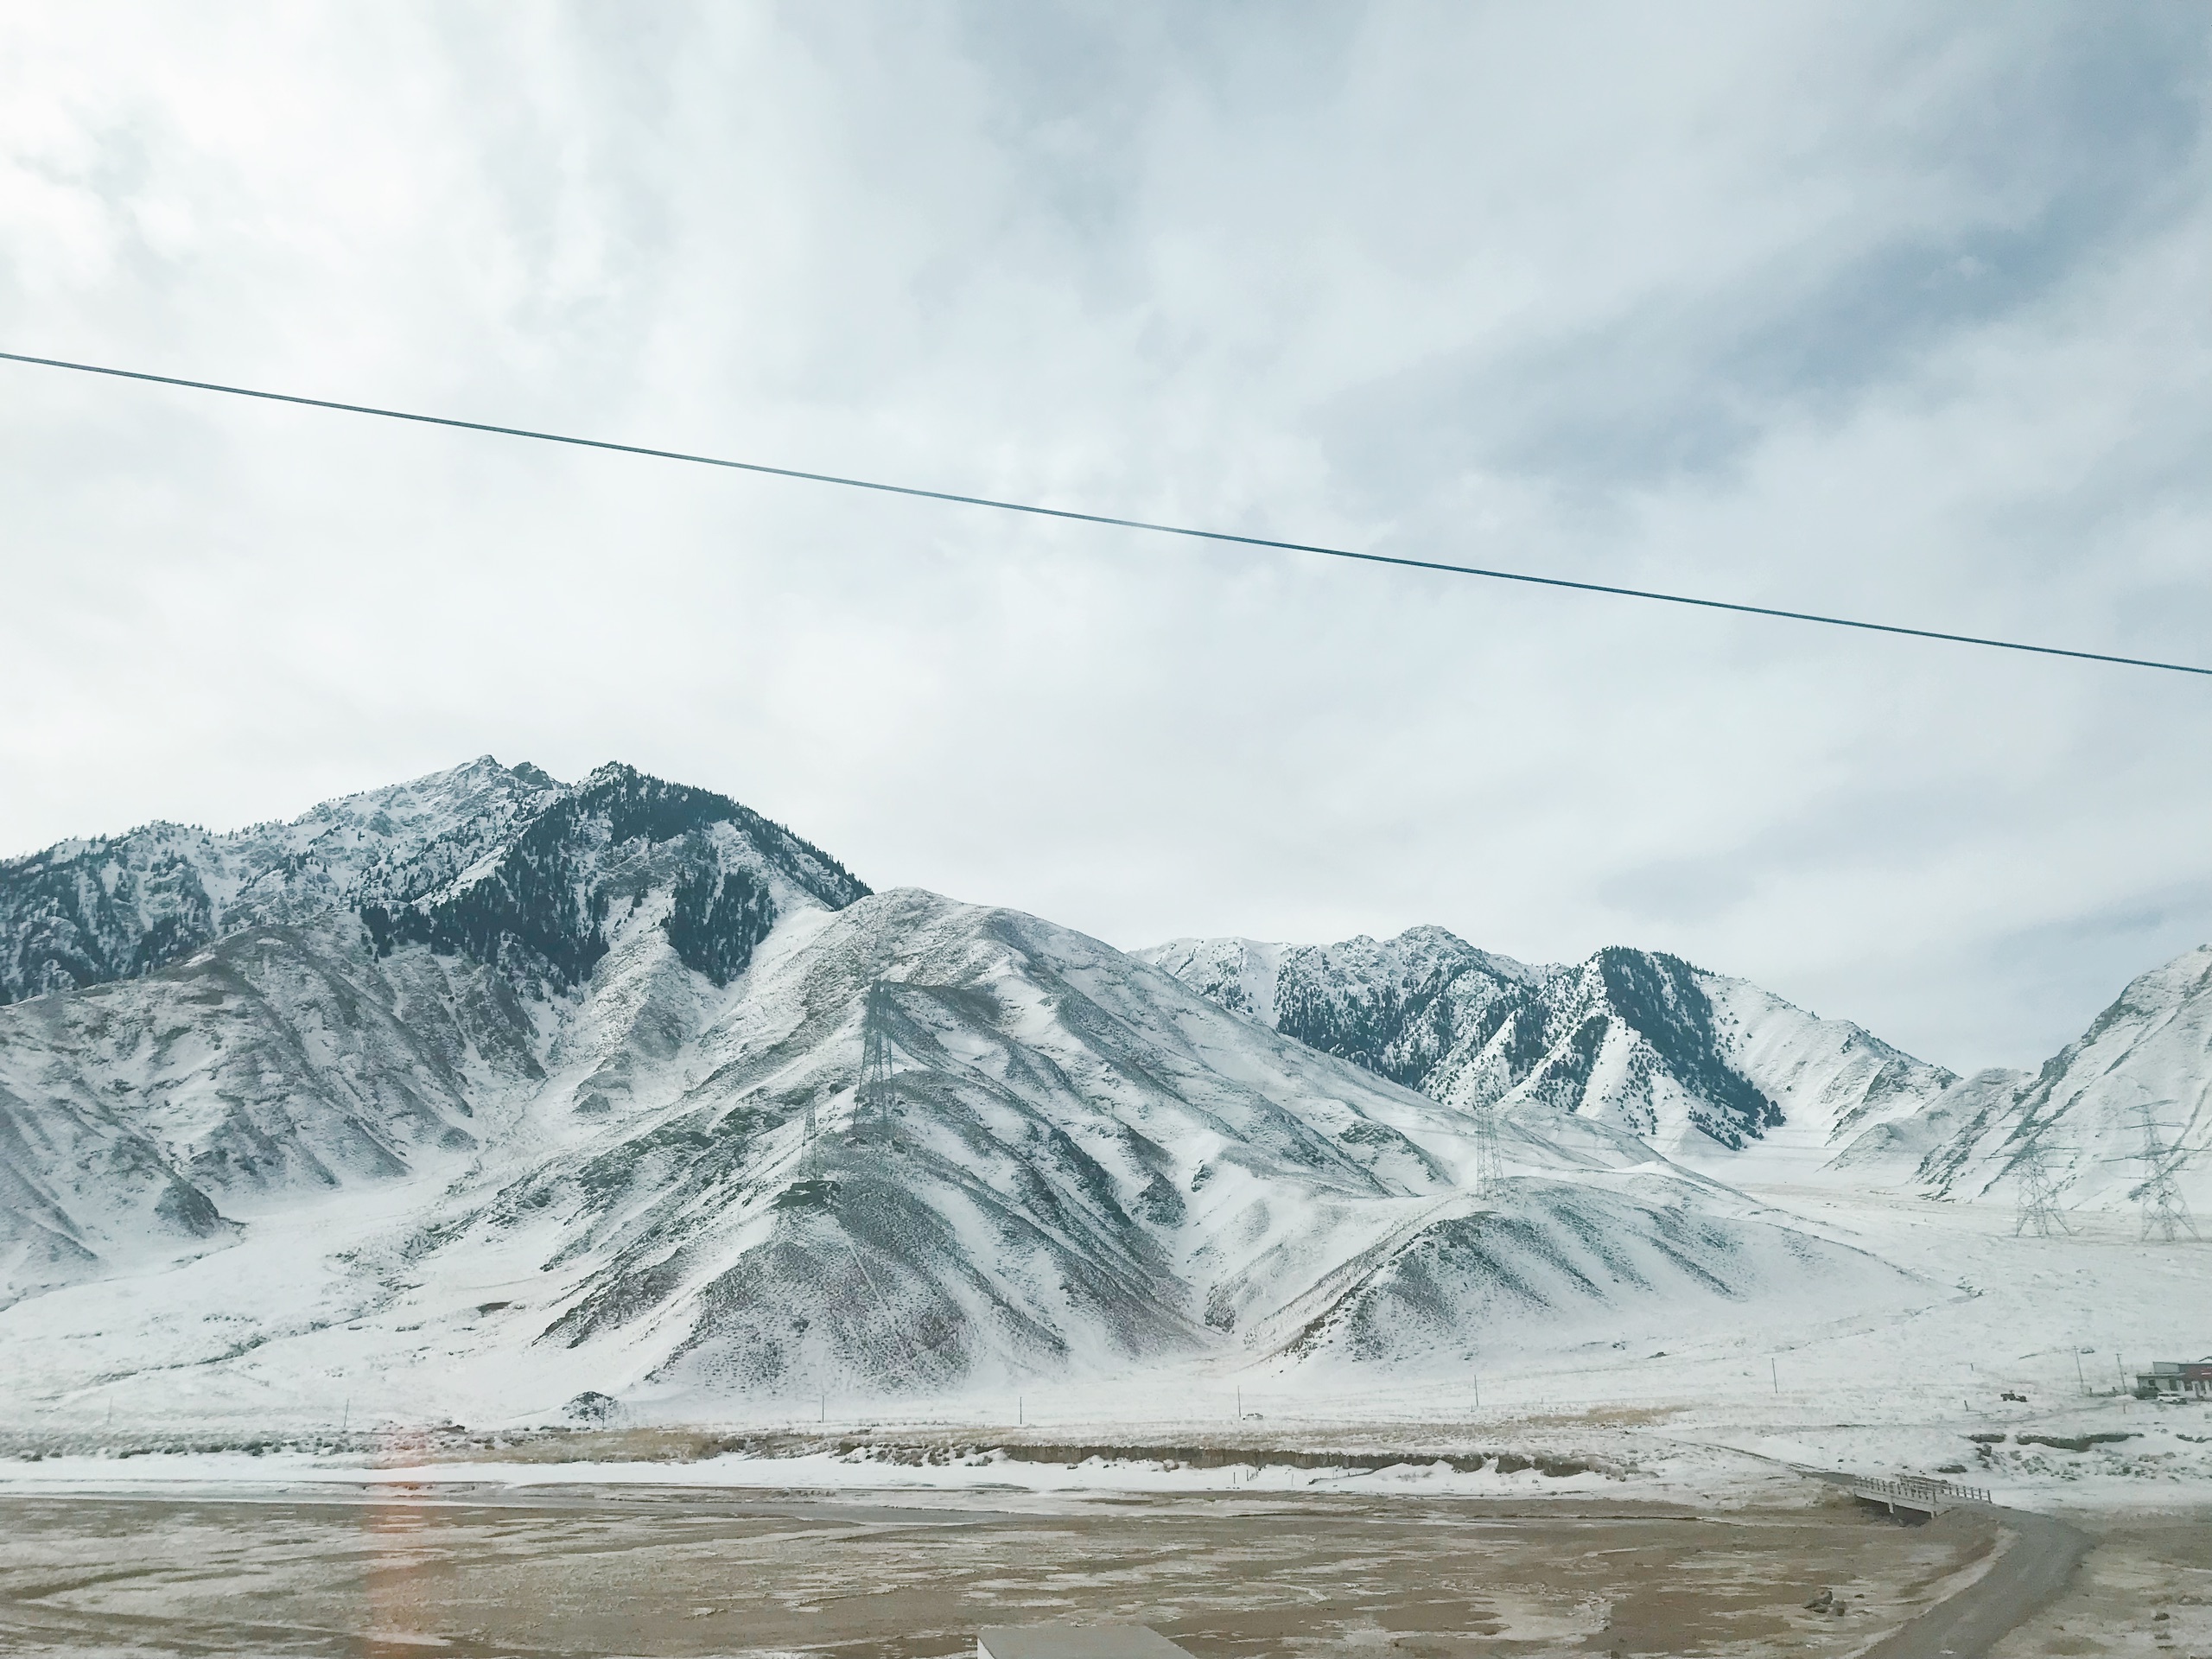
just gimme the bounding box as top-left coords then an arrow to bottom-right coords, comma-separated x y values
1848,1475 -> 1992,1506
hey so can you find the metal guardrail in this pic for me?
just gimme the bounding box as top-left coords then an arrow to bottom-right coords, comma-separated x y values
1847,1474 -> 1992,1510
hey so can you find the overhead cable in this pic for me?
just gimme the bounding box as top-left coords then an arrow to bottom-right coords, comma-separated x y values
2,347 -> 2203,678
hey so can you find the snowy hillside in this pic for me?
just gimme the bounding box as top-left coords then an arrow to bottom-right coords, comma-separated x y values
1138,930 -> 1955,1174
1876,944 -> 2212,1218
0,765 -> 1935,1423
1139,930 -> 1535,1090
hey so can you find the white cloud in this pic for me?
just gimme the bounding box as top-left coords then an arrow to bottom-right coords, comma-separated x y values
2,2 -> 2209,1071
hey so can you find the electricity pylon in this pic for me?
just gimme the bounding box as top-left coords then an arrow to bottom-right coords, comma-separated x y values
2012,1133 -> 2072,1237
2133,1101 -> 2200,1243
1469,1094 -> 1504,1200
856,980 -> 899,1147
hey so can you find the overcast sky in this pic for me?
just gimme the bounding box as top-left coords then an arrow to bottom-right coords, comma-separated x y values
3,3 -> 2210,1074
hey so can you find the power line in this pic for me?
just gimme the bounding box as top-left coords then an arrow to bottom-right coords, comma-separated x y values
4,346 -> 2207,679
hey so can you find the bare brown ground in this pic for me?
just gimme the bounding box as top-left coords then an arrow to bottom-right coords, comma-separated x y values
0,1484 -> 2000,1659
1989,1510 -> 2212,1659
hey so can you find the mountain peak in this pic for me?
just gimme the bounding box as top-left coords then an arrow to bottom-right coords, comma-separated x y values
361,760 -> 868,990
0,760 -> 867,1006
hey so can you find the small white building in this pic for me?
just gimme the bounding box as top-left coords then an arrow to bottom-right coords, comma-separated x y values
977,1625 -> 1197,1659
2134,1358 -> 2212,1399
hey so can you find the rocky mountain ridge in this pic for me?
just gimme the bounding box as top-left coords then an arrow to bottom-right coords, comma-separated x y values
1143,927 -> 2210,1214
0,757 -> 868,1007
1138,931 -> 1956,1173
0,760 -> 1931,1422
0,760 -> 870,1303
0,757 -> 559,1004
2,760 -> 2202,1427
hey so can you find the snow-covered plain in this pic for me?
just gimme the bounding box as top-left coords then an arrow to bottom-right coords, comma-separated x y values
3,1181 -> 2202,1516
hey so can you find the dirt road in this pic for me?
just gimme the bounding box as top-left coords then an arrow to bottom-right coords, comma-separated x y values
1853,1494 -> 2092,1659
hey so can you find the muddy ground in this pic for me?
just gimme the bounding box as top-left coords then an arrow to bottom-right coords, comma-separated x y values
0,1484 -> 2002,1659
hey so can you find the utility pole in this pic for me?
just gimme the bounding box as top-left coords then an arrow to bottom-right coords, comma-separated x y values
1770,1357 -> 1779,1395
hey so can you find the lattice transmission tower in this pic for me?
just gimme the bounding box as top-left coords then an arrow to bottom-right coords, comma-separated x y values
1469,1094 -> 1504,1200
2012,1132 -> 2072,1237
855,980 -> 900,1148
2132,1101 -> 2201,1243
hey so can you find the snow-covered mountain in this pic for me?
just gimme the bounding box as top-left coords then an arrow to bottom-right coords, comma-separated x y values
0,760 -> 868,1302
1859,944 -> 2212,1219
1137,931 -> 1955,1177
0,757 -> 565,1005
0,756 -> 868,1009
1143,926 -> 2212,1226
0,763 -> 1931,1423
